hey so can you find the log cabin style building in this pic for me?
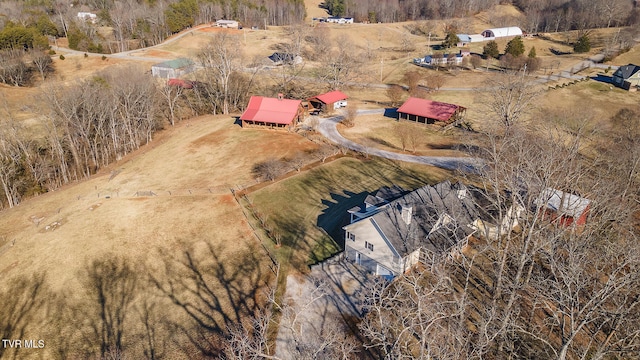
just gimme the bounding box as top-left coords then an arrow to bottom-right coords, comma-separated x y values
396,97 -> 466,126
240,95 -> 305,130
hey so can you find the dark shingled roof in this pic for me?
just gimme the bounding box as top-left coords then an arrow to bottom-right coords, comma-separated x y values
370,181 -> 480,257
613,64 -> 640,80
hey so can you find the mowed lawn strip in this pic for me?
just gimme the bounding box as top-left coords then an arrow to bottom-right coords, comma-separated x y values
248,156 -> 451,271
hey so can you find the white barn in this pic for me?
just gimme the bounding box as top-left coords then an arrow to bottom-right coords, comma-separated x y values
481,27 -> 523,40
77,12 -> 97,23
215,19 -> 239,29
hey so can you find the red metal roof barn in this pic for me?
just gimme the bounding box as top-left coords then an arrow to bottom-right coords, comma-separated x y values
396,97 -> 466,125
308,90 -> 349,112
240,96 -> 304,129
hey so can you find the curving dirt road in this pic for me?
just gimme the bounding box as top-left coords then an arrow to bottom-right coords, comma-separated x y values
314,108 -> 483,172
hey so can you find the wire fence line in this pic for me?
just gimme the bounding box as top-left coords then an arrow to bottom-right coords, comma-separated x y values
76,184 -> 257,200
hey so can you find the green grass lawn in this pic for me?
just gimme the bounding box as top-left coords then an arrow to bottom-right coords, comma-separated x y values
247,156 -> 452,271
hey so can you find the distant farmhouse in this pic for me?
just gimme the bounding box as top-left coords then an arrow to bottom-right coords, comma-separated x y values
308,90 -> 348,112
240,95 -> 304,130
612,64 -> 640,91
457,26 -> 523,45
415,53 -> 463,67
151,58 -> 195,79
536,188 -> 591,227
343,181 -> 483,279
267,52 -> 303,66
77,12 -> 97,23
396,97 -> 466,126
215,19 -> 239,29
316,17 -> 354,24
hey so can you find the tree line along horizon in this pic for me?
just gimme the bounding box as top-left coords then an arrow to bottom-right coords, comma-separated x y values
0,0 -> 636,54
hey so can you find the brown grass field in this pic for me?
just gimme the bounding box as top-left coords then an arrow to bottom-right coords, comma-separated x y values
2,1 -> 640,356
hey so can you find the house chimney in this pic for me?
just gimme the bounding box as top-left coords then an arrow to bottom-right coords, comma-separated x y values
401,205 -> 412,225
277,93 -> 283,100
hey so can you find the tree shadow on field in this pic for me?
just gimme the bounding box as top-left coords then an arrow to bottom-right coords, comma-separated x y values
149,240 -> 270,357
0,273 -> 50,360
52,254 -> 172,360
366,136 -> 400,150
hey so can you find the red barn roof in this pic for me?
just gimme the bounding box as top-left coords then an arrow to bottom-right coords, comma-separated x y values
240,96 -> 302,125
397,97 -> 463,122
311,90 -> 349,104
167,78 -> 193,89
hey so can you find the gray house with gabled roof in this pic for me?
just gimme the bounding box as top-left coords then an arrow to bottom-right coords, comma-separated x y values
612,64 -> 640,90
343,181 -> 483,279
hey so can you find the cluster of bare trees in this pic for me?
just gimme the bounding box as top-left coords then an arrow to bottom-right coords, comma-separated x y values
252,144 -> 342,182
0,48 -> 52,86
197,33 -> 255,115
517,0 -> 637,33
0,0 -> 305,54
325,0 -> 500,22
41,66 -> 159,181
0,65 -> 161,209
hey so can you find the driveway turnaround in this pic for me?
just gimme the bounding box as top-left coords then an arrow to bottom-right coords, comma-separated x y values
315,109 -> 482,172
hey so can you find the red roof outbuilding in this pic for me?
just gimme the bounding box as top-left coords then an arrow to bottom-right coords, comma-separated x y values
397,97 -> 463,122
240,96 -> 303,126
167,78 -> 193,89
311,90 -> 349,105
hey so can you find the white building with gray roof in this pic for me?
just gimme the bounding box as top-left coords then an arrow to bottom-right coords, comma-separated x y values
343,181 -> 483,279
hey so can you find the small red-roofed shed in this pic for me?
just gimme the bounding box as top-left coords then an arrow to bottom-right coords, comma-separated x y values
167,78 -> 193,89
396,97 -> 466,126
240,95 -> 305,129
308,90 -> 349,112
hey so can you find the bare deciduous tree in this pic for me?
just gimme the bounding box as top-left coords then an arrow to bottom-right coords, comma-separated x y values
198,33 -> 244,115
29,49 -> 53,81
342,103 -> 358,128
158,81 -> 185,126
386,84 -> 405,106
480,70 -> 540,130
253,158 -> 286,181
315,35 -> 362,90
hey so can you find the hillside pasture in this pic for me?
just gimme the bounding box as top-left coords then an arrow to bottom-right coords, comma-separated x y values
0,114 -> 319,358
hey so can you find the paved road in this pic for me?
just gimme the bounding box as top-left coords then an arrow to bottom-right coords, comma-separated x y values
51,23 -> 213,62
314,108 -> 483,172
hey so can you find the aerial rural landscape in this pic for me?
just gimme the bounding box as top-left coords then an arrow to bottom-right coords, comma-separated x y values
0,0 -> 639,358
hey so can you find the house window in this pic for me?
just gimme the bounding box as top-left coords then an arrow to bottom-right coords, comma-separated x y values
365,241 -> 374,251
348,232 -> 355,241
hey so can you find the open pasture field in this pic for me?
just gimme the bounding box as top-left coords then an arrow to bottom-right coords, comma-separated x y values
0,114 -> 321,358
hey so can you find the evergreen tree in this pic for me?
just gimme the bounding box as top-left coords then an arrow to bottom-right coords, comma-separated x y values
574,34 -> 591,53
442,31 -> 460,48
528,46 -> 537,58
504,36 -> 525,57
483,41 -> 499,59
165,0 -> 198,34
